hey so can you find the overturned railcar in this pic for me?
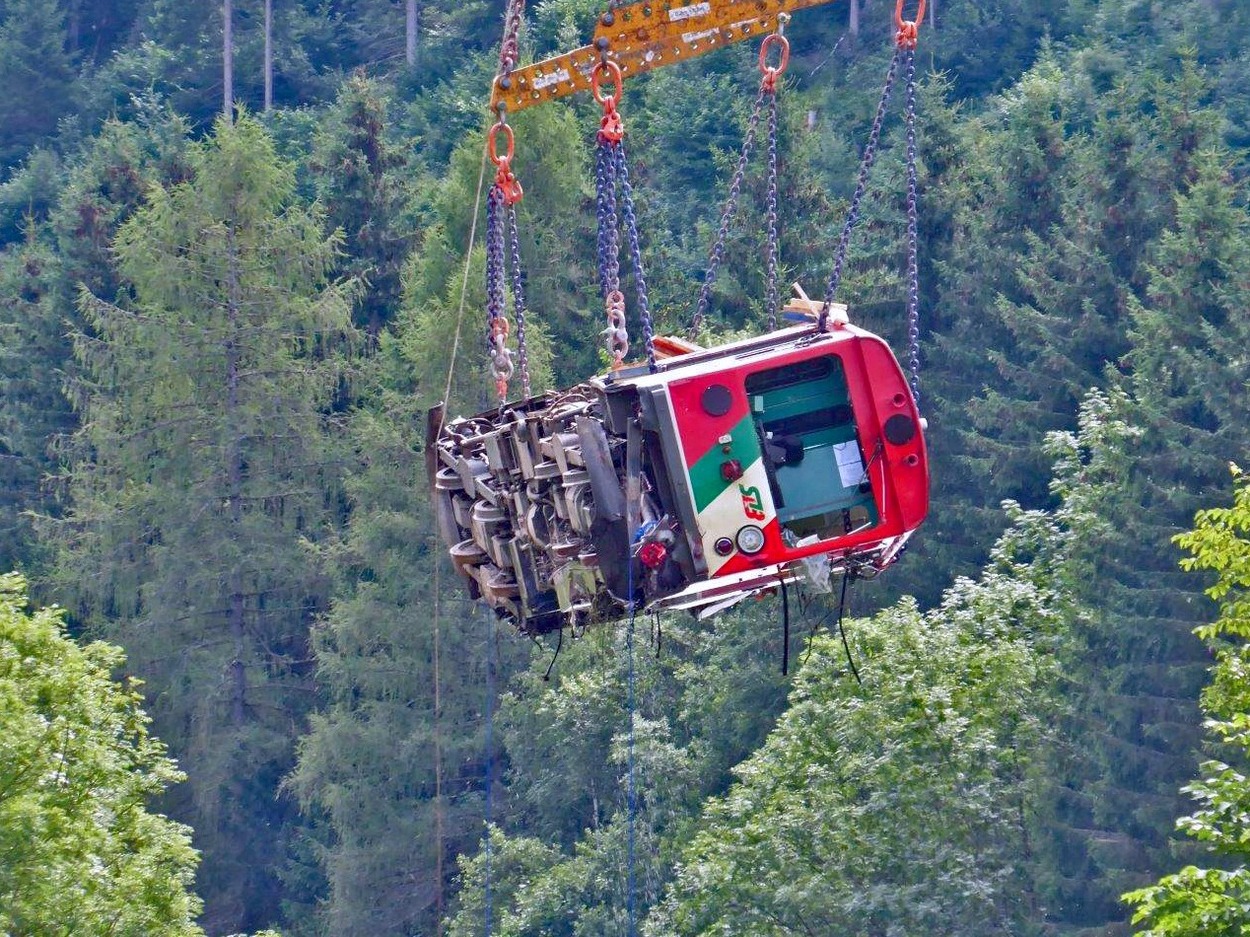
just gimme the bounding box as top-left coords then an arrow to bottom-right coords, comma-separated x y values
428,313 -> 929,634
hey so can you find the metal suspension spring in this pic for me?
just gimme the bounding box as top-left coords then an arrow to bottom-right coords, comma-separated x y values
818,48 -> 901,331
903,47 -> 921,406
692,85 -> 769,339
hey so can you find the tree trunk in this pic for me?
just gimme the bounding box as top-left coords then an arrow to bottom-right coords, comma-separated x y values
223,0 -> 234,120
264,0 -> 273,114
929,0 -> 936,29
406,0 -> 418,66
849,0 -> 859,38
226,222 -> 245,727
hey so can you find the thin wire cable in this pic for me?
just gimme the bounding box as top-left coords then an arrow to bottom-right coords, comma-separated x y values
483,606 -> 496,937
439,142 -> 492,424
625,532 -> 639,937
836,573 -> 862,685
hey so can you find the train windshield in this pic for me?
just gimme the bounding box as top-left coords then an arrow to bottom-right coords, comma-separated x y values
745,354 -> 879,543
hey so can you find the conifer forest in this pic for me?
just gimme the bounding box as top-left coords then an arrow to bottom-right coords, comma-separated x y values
5,0 -> 1250,934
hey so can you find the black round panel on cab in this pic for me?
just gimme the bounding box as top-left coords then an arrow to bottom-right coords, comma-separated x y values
701,384 -> 733,417
884,413 -> 917,446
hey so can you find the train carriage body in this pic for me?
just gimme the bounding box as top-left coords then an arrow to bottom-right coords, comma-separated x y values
430,317 -> 929,633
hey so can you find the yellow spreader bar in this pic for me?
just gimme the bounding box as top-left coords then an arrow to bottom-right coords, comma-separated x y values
490,0 -> 840,113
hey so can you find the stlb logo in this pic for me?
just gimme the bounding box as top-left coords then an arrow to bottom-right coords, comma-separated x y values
738,484 -> 767,521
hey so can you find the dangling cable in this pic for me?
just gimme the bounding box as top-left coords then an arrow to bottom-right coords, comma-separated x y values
542,624 -> 563,681
482,606 -> 497,936
836,572 -> 862,686
781,579 -> 791,675
624,530 -> 639,937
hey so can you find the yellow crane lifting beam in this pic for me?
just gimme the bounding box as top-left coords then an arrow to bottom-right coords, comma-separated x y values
490,0 -> 840,114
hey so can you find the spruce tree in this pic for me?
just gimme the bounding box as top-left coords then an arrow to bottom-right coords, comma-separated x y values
50,114 -> 358,934
1037,150 -> 1250,931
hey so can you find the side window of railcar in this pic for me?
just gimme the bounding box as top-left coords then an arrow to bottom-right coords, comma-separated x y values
744,355 -> 879,542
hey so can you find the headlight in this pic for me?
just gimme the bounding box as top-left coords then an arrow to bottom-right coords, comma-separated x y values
736,525 -> 766,554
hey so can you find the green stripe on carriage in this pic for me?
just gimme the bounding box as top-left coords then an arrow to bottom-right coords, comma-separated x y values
687,413 -> 764,513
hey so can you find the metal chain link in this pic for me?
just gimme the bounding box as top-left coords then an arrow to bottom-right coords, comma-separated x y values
506,204 -> 532,397
903,47 -> 921,406
596,139 -> 628,366
691,85 -> 769,339
595,140 -> 621,299
765,88 -> 781,331
818,47 -> 901,331
485,186 -> 514,399
497,0 -> 526,78
613,141 -> 657,372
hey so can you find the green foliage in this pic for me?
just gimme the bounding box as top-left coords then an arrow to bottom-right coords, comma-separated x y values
51,113 -> 358,935
1123,469 -> 1250,935
649,506 -> 1076,936
0,572 -> 203,936
0,0 -> 78,167
309,73 -> 414,336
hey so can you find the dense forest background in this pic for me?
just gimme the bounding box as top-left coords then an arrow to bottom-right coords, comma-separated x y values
3,0 -> 1250,934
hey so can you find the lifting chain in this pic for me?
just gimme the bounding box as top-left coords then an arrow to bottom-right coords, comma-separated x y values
816,49 -> 898,332
483,0 -> 533,402
593,57 -> 657,372
765,75 -> 781,331
903,45 -> 921,405
817,0 -> 924,401
507,202 -> 532,397
485,185 -> 515,401
691,21 -> 789,339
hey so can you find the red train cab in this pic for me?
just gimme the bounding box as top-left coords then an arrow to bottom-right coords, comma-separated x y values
430,307 -> 929,633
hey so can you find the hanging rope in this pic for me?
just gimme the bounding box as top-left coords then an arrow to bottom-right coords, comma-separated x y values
690,23 -> 789,339
592,57 -> 657,372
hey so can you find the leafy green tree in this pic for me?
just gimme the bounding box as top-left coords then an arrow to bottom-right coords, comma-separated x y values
646,505 -> 1077,936
50,113 -> 358,934
0,572 -> 203,936
1123,467 -> 1250,935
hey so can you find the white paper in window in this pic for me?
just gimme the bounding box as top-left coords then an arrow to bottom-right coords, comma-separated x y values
833,441 -> 865,489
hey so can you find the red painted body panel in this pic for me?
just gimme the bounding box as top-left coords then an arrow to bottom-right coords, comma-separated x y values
664,326 -> 928,578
